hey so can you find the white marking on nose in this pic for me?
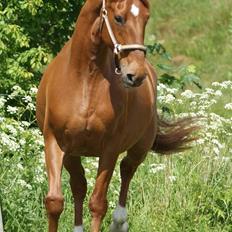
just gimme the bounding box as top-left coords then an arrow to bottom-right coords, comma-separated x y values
131,4 -> 140,17
74,225 -> 84,232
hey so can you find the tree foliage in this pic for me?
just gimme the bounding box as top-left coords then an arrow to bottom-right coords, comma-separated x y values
0,0 -> 84,93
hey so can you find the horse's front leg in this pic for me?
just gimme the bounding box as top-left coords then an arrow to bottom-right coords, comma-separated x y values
89,153 -> 118,232
64,155 -> 87,232
44,131 -> 64,232
110,148 -> 147,232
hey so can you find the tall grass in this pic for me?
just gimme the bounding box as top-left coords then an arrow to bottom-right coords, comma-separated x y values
147,0 -> 232,83
1,80 -> 232,231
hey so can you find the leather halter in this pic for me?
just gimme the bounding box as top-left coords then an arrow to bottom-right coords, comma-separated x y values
101,0 -> 147,74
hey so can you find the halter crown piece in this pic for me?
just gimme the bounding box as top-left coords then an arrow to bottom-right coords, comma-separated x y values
101,0 -> 147,74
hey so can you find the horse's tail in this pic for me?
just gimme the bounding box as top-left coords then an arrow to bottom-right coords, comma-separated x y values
152,116 -> 199,155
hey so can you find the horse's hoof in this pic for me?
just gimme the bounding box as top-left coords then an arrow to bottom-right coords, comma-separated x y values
74,225 -> 84,232
110,222 -> 128,232
112,205 -> 127,224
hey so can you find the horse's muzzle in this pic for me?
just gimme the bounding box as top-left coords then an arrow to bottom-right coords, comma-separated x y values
122,73 -> 146,88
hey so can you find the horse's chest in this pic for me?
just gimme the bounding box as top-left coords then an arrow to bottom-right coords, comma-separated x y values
59,103 -> 119,154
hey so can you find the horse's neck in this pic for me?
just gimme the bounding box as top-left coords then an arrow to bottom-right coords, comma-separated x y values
70,1 -> 112,76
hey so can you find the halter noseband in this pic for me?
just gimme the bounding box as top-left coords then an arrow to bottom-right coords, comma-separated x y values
101,0 -> 147,75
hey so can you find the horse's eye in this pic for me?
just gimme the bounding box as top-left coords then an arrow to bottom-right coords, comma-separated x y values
114,15 -> 125,25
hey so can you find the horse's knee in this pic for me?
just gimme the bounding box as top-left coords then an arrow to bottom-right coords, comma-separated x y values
45,194 -> 64,219
89,194 -> 108,219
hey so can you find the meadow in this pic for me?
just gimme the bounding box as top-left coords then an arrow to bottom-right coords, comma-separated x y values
1,0 -> 232,231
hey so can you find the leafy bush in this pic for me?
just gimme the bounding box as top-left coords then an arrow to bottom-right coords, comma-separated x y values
0,0 -> 84,93
148,42 -> 202,90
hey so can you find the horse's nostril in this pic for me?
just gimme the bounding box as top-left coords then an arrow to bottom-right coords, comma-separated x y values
125,73 -> 145,87
126,74 -> 135,83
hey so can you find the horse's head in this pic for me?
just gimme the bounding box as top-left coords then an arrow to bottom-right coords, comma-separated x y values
100,0 -> 149,87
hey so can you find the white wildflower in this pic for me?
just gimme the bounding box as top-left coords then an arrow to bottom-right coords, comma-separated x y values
190,101 -> 197,107
150,163 -> 166,174
0,96 -> 7,108
165,94 -> 175,103
220,81 -> 231,89
19,138 -> 26,146
26,184 -> 32,190
213,147 -> 220,156
221,157 -> 230,162
9,85 -> 23,99
166,87 -> 178,95
5,124 -> 17,136
196,138 -> 205,145
212,82 -> 220,87
30,87 -> 38,95
26,102 -> 35,111
168,175 -> 177,182
18,179 -> 27,187
214,90 -> 222,96
17,163 -> 24,170
35,174 -> 45,184
21,121 -> 30,128
22,96 -> 32,103
181,90 -> 194,99
206,88 -> 214,94
6,105 -> 18,114
225,103 -> 232,110
1,133 -> 20,151
212,139 -> 224,149
176,99 -> 183,104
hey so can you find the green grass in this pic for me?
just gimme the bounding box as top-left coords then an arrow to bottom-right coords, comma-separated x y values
146,0 -> 232,84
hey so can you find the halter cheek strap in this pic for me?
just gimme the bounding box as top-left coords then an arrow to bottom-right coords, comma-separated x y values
101,0 -> 147,74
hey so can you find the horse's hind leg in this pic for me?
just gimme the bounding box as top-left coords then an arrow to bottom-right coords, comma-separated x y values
44,131 -> 64,232
110,148 -> 147,232
64,156 -> 87,232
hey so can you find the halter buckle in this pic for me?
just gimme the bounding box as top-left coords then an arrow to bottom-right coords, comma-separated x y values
114,44 -> 121,55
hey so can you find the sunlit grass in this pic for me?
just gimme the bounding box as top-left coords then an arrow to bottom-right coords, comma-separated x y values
146,0 -> 232,84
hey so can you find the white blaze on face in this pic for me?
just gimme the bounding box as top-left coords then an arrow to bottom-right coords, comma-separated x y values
131,4 -> 140,17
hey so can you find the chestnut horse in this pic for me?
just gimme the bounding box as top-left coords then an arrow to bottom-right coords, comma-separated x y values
36,0 -> 196,231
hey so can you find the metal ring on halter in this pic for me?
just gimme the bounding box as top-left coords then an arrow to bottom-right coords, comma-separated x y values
115,68 -> 122,75
102,9 -> 107,17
